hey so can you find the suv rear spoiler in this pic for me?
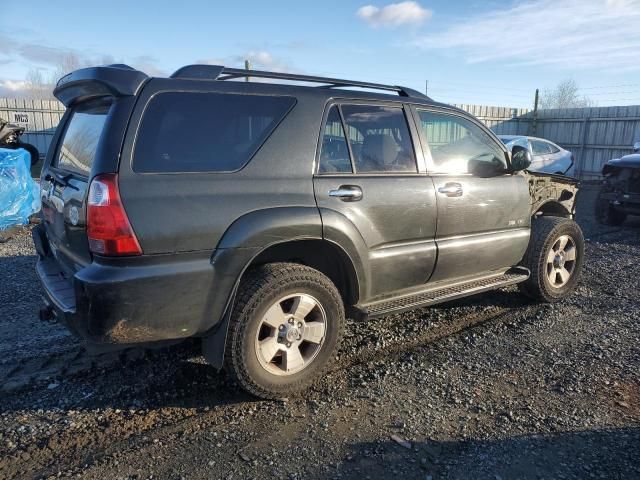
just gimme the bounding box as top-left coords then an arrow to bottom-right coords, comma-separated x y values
54,64 -> 149,107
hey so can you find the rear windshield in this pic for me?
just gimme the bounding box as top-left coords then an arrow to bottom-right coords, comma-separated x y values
133,92 -> 296,173
55,101 -> 110,175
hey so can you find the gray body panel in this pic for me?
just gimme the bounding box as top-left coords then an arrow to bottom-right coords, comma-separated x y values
118,79 -> 326,255
429,174 -> 531,282
315,175 -> 438,300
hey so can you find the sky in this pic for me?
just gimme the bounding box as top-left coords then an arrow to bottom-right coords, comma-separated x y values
1,0 -> 640,108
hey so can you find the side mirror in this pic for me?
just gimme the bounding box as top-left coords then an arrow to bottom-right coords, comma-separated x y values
511,145 -> 532,172
633,141 -> 640,153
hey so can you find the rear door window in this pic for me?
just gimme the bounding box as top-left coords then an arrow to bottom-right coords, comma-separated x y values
341,104 -> 417,174
133,92 -> 296,173
55,101 -> 111,175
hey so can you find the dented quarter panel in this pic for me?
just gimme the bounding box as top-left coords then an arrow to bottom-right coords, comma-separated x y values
527,171 -> 580,217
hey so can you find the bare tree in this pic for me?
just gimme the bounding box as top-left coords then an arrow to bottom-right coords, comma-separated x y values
539,79 -> 595,109
24,68 -> 54,100
20,53 -> 94,100
50,53 -> 88,85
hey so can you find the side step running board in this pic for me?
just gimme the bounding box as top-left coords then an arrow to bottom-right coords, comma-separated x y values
355,268 -> 529,319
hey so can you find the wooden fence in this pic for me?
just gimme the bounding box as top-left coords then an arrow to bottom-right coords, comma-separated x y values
457,104 -> 640,179
2,97 -> 639,180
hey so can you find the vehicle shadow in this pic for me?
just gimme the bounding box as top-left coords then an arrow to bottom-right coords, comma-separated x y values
0,288 -> 532,414
340,427 -> 640,479
0,337 -> 254,413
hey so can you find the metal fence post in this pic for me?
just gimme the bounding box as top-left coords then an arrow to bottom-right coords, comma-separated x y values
531,89 -> 539,136
578,117 -> 590,180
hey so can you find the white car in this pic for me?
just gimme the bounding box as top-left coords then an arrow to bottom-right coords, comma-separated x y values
498,135 -> 575,176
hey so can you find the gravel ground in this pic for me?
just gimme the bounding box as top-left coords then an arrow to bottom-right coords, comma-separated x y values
0,186 -> 638,480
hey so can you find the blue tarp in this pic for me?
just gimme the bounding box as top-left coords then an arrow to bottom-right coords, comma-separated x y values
0,147 -> 41,230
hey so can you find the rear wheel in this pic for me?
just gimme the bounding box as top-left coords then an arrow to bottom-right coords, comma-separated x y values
595,194 -> 626,226
519,216 -> 584,302
225,263 -> 345,399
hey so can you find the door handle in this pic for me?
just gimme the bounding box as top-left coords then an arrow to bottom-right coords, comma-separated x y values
438,182 -> 463,197
328,185 -> 363,202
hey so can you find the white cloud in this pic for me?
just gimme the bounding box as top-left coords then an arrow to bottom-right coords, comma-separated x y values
242,51 -> 290,72
130,55 -> 167,77
0,80 -> 28,91
0,80 -> 30,98
357,1 -> 432,28
0,33 -> 166,81
197,57 -> 227,66
198,50 -> 293,73
412,0 -> 640,71
605,0 -> 635,6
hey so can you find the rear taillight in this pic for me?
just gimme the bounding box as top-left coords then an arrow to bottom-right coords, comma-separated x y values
87,173 -> 142,256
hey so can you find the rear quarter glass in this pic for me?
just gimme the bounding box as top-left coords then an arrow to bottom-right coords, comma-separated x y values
132,91 -> 296,173
54,100 -> 112,176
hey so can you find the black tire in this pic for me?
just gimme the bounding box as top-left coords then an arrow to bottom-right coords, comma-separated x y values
225,262 -> 345,399
17,142 -> 40,167
519,216 -> 584,303
595,194 -> 626,226
1,142 -> 40,167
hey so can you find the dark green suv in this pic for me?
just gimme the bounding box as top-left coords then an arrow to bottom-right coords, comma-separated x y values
34,64 -> 584,399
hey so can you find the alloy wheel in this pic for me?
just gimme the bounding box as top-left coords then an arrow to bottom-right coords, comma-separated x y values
546,234 -> 577,288
254,293 -> 327,376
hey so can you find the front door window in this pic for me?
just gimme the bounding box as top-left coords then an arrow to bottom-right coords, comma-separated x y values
417,110 -> 507,176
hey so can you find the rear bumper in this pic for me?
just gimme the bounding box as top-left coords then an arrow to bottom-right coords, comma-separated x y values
33,224 -> 256,345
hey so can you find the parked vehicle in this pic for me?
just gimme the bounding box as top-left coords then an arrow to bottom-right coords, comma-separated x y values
498,135 -> 575,176
595,142 -> 640,225
0,117 -> 40,167
34,64 -> 584,399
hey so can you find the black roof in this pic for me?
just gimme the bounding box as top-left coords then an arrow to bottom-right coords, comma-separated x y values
54,63 -> 457,113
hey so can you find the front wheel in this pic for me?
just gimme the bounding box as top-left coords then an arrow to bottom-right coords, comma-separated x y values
519,217 -> 584,302
225,263 -> 345,399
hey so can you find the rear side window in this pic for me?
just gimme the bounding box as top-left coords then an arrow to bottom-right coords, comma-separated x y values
55,102 -> 110,175
531,139 -> 558,155
318,106 -> 352,173
133,92 -> 296,173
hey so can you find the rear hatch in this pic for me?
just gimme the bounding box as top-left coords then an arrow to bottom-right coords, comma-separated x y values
40,100 -> 111,274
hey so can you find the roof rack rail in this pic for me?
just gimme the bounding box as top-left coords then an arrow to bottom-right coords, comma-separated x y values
169,64 -> 430,99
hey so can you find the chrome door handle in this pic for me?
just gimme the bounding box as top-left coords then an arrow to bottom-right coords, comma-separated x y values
329,185 -> 363,202
438,182 -> 463,197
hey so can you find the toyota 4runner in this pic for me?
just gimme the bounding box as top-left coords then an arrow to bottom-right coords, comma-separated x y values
35,64 -> 583,399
